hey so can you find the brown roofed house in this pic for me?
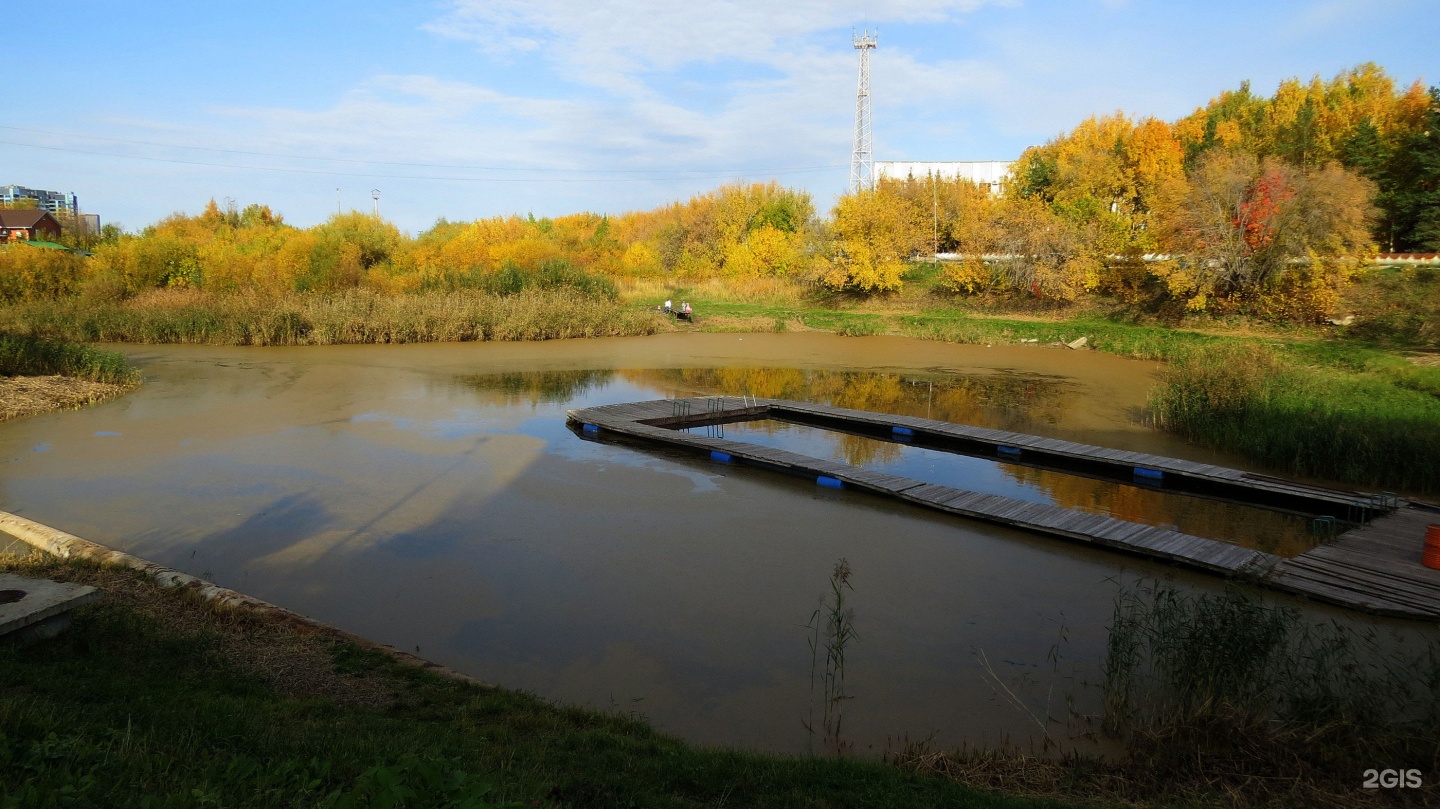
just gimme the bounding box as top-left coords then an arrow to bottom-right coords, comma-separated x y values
0,210 -> 63,243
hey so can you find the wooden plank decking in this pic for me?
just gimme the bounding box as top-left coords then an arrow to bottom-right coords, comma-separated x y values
567,397 -> 1440,620
764,400 -> 1386,517
1271,506 -> 1440,617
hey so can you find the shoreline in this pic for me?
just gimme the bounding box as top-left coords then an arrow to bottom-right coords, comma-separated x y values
0,374 -> 135,422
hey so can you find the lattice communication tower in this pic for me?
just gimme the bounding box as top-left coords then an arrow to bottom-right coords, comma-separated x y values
849,29 -> 878,193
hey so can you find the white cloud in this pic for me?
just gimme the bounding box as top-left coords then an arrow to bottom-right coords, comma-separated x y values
48,0 -> 1361,230
424,0 -> 1010,94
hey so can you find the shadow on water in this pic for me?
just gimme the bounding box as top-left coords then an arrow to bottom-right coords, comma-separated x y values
144,491 -> 336,585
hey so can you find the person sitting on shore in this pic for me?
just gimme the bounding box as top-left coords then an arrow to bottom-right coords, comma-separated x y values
663,299 -> 673,314
680,301 -> 691,314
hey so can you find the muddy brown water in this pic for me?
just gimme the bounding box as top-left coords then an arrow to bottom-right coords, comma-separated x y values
0,333 -> 1399,754
716,420 -> 1318,556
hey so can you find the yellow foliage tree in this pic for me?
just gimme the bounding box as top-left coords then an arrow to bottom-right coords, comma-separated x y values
820,188 -> 923,292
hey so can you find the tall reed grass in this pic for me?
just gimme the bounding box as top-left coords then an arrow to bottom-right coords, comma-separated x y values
1150,342 -> 1440,493
0,289 -> 664,346
0,333 -> 137,384
1104,579 -> 1440,788
805,559 -> 858,755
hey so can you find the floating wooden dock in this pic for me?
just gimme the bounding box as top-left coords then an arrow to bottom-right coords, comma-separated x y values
766,400 -> 1386,518
1270,506 -> 1440,618
567,397 -> 1440,621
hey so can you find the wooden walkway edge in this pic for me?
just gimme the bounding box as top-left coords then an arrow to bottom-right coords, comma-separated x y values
567,397 -> 1440,621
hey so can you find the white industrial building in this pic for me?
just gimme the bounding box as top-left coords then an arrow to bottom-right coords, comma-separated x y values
874,161 -> 1013,194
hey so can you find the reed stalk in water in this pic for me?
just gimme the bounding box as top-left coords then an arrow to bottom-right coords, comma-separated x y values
806,559 -> 858,755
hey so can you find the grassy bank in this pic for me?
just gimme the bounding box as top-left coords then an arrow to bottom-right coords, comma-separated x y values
0,333 -> 136,385
7,556 -> 1433,808
1150,343 -> 1440,493
0,333 -> 140,421
0,554 -> 1049,809
0,288 -> 665,346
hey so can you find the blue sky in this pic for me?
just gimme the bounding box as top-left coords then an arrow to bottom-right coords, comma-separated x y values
4,0 -> 1433,232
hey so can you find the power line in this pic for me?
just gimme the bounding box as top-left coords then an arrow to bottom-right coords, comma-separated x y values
0,124 -> 844,177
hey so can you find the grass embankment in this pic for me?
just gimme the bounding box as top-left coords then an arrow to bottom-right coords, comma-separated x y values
0,288 -> 663,346
0,554 -> 1050,809
0,333 -> 139,421
1150,343 -> 1440,493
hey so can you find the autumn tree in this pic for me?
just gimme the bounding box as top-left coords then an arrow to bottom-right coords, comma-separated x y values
1158,151 -> 1375,315
936,180 -> 1003,293
992,197 -> 1101,300
1172,65 -> 1429,250
630,182 -> 813,280
818,187 -> 924,293
301,211 -> 403,291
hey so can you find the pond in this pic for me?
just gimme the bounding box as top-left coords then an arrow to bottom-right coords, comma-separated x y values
0,333 -> 1381,754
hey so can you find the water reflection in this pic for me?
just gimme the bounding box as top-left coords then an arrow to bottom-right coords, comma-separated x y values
1004,465 -> 1317,557
622,367 -> 1072,432
456,369 -> 616,406
723,420 -> 1318,556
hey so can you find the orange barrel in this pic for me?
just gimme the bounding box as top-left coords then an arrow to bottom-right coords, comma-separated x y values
1425,524 -> 1440,570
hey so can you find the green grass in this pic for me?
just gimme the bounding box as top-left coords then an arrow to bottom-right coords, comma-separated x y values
0,333 -> 137,384
0,557 -> 1057,809
1150,342 -> 1440,493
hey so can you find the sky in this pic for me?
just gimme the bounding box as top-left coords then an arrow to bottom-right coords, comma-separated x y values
3,0 -> 1434,232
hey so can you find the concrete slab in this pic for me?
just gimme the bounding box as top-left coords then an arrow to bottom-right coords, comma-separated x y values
0,572 -> 100,641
